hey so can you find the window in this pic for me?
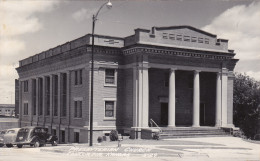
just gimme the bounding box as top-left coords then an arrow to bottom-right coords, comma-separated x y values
74,69 -> 82,85
183,36 -> 190,42
61,130 -> 65,143
32,79 -> 36,115
45,76 -> 50,116
52,129 -> 56,136
176,34 -> 182,41
105,101 -> 115,118
191,37 -> 197,42
24,103 -> 28,115
61,73 -> 67,117
38,78 -> 43,116
162,33 -> 168,39
74,132 -> 79,143
198,38 -> 204,43
169,34 -> 175,40
105,69 -> 115,85
205,38 -> 209,44
53,75 -> 58,116
74,100 -> 82,118
24,80 -> 28,92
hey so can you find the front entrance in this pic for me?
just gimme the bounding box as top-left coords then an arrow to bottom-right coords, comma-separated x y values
161,103 -> 168,126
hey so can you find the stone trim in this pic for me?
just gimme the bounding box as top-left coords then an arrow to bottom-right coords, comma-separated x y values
123,47 -> 233,60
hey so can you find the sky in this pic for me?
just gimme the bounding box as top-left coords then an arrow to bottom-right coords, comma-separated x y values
0,0 -> 259,104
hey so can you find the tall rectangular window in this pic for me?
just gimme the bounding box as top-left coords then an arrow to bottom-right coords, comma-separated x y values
61,73 -> 67,117
24,80 -> 28,92
53,75 -> 58,116
105,69 -> 115,84
46,76 -> 50,116
105,101 -> 115,118
32,79 -> 36,115
74,100 -> 82,118
74,69 -> 82,85
24,103 -> 28,115
61,130 -> 65,143
74,132 -> 79,143
38,78 -> 43,116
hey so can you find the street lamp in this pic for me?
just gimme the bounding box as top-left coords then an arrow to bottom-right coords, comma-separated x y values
90,0 -> 112,147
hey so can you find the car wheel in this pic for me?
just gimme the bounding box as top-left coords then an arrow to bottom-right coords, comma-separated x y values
0,144 -> 4,147
34,140 -> 40,148
17,144 -> 23,148
51,141 -> 57,146
39,144 -> 45,147
6,144 -> 13,148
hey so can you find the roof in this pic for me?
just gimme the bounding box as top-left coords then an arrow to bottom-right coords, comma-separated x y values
135,25 -> 217,38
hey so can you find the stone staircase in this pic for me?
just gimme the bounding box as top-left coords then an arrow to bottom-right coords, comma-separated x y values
160,127 -> 230,139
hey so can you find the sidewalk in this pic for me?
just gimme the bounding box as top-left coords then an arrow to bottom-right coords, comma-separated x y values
40,136 -> 260,161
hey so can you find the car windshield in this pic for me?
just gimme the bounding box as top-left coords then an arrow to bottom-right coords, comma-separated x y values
19,128 -> 30,133
7,130 -> 15,134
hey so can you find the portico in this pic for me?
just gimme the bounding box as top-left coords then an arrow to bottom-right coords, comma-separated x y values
133,61 -> 231,128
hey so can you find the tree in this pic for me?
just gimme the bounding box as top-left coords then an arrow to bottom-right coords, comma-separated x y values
233,73 -> 260,139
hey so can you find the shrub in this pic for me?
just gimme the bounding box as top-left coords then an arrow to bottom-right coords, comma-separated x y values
153,132 -> 160,140
97,136 -> 103,143
109,130 -> 118,141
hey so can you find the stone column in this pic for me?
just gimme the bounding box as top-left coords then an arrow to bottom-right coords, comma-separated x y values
215,72 -> 221,127
192,70 -> 200,127
133,66 -> 138,127
221,69 -> 228,127
137,63 -> 149,127
168,68 -> 176,127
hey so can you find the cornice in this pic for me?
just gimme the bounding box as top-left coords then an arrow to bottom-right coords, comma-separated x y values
122,46 -> 234,60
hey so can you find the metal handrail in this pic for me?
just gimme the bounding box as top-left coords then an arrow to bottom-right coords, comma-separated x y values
150,119 -> 162,133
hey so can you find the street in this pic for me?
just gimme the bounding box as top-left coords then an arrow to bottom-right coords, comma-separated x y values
0,137 -> 259,161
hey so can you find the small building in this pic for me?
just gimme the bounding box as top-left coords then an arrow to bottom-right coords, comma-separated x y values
0,104 -> 15,117
16,26 -> 238,143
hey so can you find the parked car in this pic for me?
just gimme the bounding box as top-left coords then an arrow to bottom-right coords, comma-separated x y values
3,128 -> 21,148
15,126 -> 58,148
0,130 -> 7,147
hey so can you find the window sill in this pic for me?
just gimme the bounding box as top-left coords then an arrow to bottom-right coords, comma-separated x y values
103,118 -> 116,121
74,84 -> 83,87
104,84 -> 117,87
73,117 -> 82,120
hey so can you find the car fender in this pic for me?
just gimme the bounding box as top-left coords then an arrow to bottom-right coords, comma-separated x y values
47,135 -> 58,142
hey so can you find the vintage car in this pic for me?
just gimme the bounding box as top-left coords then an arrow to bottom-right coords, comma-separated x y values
15,126 -> 58,148
3,128 -> 21,148
0,130 -> 7,147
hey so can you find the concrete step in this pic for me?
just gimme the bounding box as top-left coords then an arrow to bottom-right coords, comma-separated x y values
158,127 -> 229,139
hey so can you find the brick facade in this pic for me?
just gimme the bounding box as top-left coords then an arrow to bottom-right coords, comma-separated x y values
16,26 -> 238,143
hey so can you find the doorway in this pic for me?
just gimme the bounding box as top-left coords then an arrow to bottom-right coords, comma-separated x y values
200,103 -> 206,126
161,103 -> 168,126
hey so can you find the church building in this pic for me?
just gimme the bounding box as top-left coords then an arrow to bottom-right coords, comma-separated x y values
16,26 -> 238,143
